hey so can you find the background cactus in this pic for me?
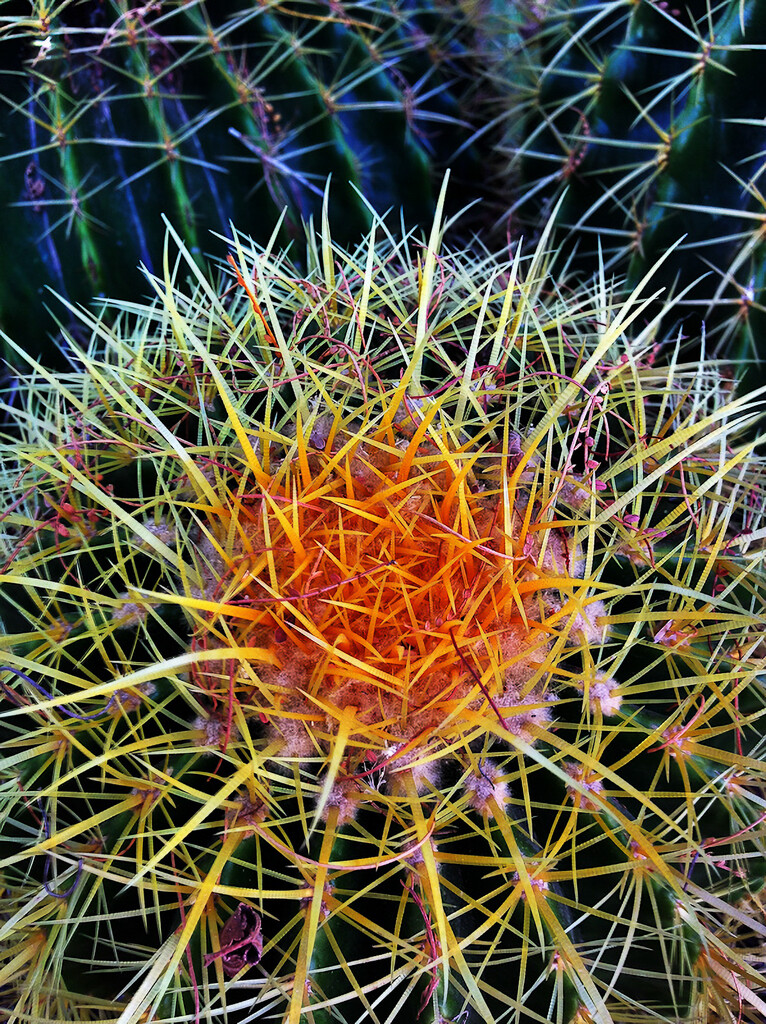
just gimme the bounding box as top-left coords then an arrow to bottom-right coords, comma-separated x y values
0,0 -> 490,363
481,0 -> 766,387
1,195 -> 765,1022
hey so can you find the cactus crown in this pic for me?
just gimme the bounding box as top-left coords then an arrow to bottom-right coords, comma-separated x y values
1,193 -> 765,1022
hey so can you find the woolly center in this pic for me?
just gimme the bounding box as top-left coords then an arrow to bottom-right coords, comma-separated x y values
203,414 -> 557,737
252,458 -> 514,682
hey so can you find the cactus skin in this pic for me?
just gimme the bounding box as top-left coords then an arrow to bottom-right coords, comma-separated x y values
1,200 -> 766,1023
0,0 -> 487,362
491,0 -> 766,386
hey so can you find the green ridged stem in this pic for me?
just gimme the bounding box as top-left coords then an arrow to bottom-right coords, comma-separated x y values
493,0 -> 766,386
0,0 -> 487,364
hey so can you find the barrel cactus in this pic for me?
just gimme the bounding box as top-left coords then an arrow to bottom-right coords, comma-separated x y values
1,192 -> 765,1023
486,0 -> 766,385
0,0 -> 488,361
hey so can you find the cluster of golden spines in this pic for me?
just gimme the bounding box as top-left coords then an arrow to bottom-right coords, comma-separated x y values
194,394 -> 579,759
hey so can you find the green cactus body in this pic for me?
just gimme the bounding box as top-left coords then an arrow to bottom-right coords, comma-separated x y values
493,0 -> 766,385
1,200 -> 765,1022
0,0 -> 487,362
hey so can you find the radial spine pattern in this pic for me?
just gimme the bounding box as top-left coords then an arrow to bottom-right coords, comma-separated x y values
0,196 -> 765,1023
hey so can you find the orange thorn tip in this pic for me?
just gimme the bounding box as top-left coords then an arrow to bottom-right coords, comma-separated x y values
226,253 -> 278,349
